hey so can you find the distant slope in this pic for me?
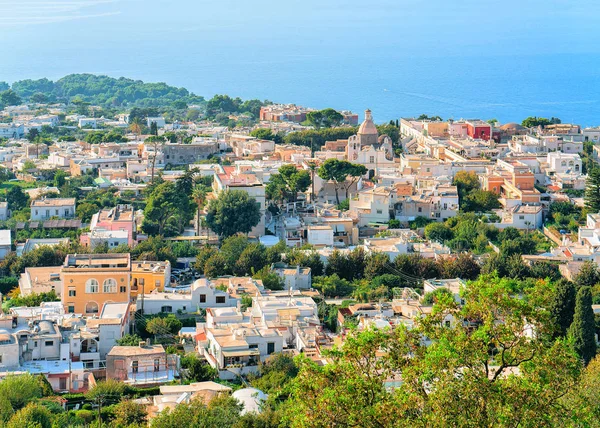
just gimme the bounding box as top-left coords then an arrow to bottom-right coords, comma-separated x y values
11,74 -> 205,108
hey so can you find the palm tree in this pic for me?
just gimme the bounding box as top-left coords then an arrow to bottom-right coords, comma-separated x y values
192,185 -> 208,238
307,161 -> 317,203
129,117 -> 143,140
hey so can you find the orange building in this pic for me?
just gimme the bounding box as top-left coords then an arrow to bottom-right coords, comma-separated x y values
61,253 -> 131,315
131,260 -> 171,297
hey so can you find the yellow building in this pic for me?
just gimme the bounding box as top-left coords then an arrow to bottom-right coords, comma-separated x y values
61,253 -> 131,315
131,261 -> 171,297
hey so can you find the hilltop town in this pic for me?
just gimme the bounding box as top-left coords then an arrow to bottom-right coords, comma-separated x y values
0,76 -> 598,426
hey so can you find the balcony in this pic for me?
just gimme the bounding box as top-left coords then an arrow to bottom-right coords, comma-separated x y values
80,352 -> 100,361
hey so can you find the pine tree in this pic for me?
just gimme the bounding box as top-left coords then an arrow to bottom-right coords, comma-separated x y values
549,279 -> 577,338
584,168 -> 600,212
569,286 -> 597,365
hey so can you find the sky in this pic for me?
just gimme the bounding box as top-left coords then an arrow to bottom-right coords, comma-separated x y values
1,0 -> 599,68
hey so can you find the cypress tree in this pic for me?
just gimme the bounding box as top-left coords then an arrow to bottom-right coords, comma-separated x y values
569,286 -> 597,365
584,167 -> 600,212
549,279 -> 577,338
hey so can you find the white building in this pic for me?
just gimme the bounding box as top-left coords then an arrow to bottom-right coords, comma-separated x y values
0,230 -> 10,260
137,279 -> 236,315
273,265 -> 312,290
0,202 -> 7,221
0,123 -> 24,139
30,198 -> 76,220
78,118 -> 98,129
147,117 -> 166,128
546,152 -> 582,175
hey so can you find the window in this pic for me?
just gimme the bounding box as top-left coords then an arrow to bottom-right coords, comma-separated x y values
418,207 -> 422,213
132,360 -> 138,373
267,342 -> 275,355
103,278 -> 117,293
216,296 -> 226,304
200,294 -> 206,303
369,156 -> 374,163
376,209 -> 382,214
68,289 -> 76,297
154,358 -> 160,372
68,306 -> 75,313
85,302 -> 99,314
45,340 -> 53,347
155,280 -> 160,287
161,306 -> 172,313
139,278 -> 145,285
120,286 -> 126,293
519,215 -> 525,220
34,341 -> 38,348
86,279 -> 99,293
249,344 -> 258,349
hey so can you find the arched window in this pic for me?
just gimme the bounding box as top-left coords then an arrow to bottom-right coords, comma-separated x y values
85,302 -> 99,314
85,279 -> 99,294
561,161 -> 566,167
103,278 -> 117,293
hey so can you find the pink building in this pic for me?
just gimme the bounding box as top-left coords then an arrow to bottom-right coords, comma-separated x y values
81,205 -> 136,247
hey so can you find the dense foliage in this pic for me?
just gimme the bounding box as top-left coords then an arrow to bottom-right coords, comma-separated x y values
11,74 -> 204,107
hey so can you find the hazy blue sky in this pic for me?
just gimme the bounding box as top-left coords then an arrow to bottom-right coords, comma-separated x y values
1,0 -> 599,66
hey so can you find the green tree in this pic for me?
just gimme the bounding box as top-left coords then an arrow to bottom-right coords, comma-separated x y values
116,334 -> 144,346
0,89 -> 22,106
462,190 -> 501,212
7,403 -> 51,428
180,353 -> 217,382
364,252 -> 390,280
85,379 -> 126,402
142,181 -> 191,236
151,394 -> 243,428
250,128 -> 283,144
76,201 -> 99,223
569,286 -> 597,365
575,260 -> 600,288
549,279 -> 577,338
235,243 -> 268,276
204,253 -> 228,279
585,168 -> 600,213
306,108 -> 344,129
286,275 -> 583,427
6,185 -> 29,211
317,159 -> 366,205
150,121 -> 158,136
266,164 -> 311,204
0,374 -> 42,410
205,190 -> 261,238
253,266 -> 284,291
112,400 -> 148,427
0,394 -> 14,424
313,274 -> 353,297
522,116 -> 553,128
424,222 -> 454,242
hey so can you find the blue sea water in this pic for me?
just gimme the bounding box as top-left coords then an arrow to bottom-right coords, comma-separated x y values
2,0 -> 600,126
5,48 -> 600,126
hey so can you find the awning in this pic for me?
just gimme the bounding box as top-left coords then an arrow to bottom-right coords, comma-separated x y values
222,349 -> 260,357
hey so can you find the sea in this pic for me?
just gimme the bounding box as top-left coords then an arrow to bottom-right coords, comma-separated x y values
4,49 -> 600,126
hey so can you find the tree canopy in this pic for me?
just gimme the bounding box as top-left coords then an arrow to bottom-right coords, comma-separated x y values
205,190 -> 261,238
